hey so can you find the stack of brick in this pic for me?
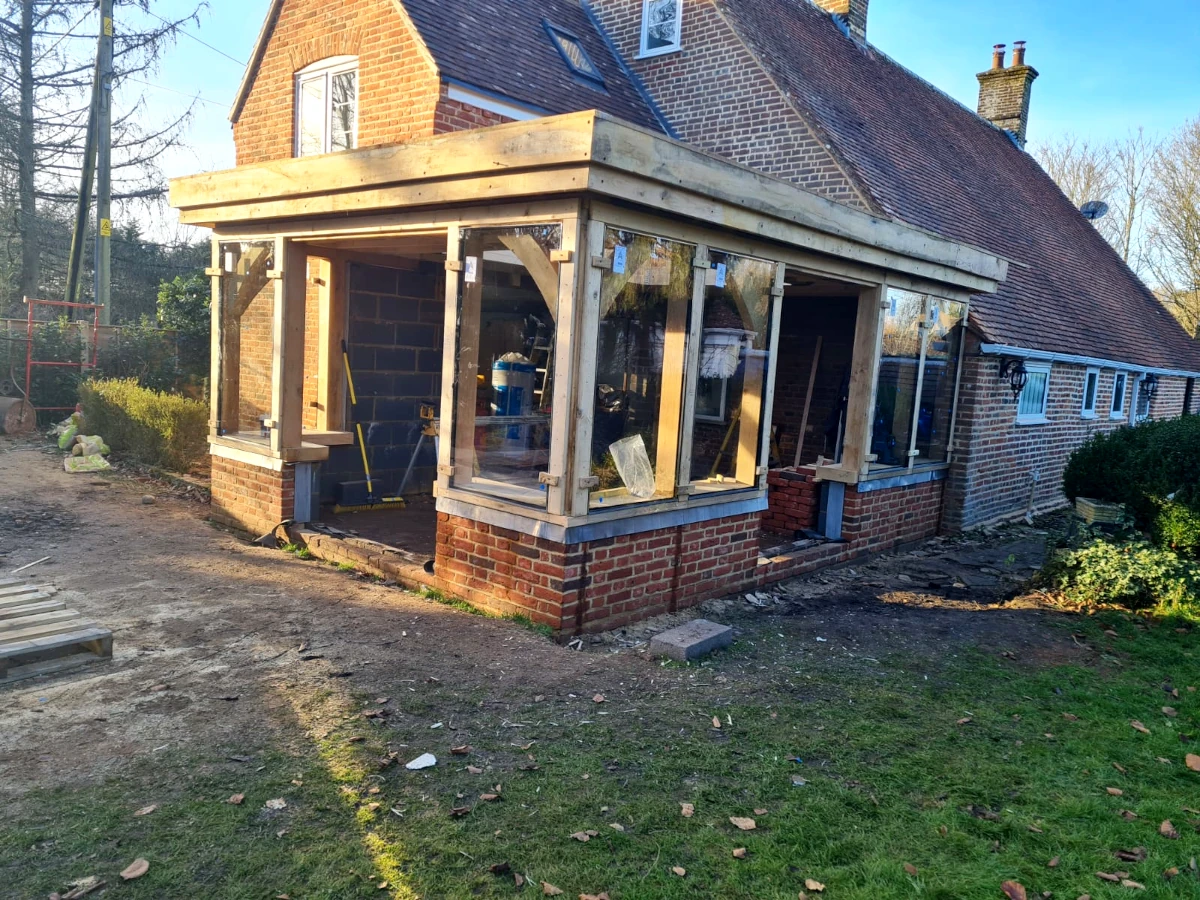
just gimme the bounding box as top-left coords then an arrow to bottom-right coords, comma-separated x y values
763,467 -> 819,535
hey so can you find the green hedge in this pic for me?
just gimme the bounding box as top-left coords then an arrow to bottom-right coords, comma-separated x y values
78,378 -> 208,472
1062,416 -> 1200,558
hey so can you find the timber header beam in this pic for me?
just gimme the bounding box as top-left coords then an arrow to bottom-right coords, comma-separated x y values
170,111 -> 1008,293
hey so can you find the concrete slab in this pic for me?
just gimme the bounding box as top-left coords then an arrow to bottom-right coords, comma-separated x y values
649,619 -> 734,662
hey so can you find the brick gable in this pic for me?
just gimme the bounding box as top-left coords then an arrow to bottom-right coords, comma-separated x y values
234,0 -> 445,165
588,0 -> 871,209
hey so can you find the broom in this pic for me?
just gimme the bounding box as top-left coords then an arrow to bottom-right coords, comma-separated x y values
334,340 -> 406,513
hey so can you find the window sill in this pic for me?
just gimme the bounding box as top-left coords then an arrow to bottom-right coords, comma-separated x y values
636,45 -> 681,60
1016,416 -> 1048,426
302,430 -> 355,447
1109,412 -> 1126,421
1081,411 -> 1097,420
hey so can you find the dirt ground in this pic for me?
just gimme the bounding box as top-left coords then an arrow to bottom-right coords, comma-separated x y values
0,432 -> 1089,810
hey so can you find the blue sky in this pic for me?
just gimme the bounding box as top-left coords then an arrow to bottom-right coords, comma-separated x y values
131,0 -> 1200,185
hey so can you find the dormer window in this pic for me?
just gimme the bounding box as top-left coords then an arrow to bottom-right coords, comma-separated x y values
640,0 -> 682,57
296,56 -> 358,157
545,21 -> 605,85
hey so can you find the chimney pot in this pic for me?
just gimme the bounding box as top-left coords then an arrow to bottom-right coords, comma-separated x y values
977,42 -> 1039,148
1011,40 -> 1027,67
992,44 -> 1007,70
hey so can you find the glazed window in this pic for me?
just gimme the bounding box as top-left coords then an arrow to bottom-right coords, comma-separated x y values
215,240 -> 277,441
545,22 -> 604,85
1082,367 -> 1100,418
1111,371 -> 1128,418
590,229 -> 695,508
296,56 -> 358,157
640,0 -> 682,57
913,299 -> 966,460
451,225 -> 563,508
687,250 -> 776,493
1017,363 -> 1051,423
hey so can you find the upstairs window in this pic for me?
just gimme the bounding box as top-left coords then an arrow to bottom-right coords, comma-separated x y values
545,22 -> 605,85
1081,367 -> 1099,418
640,0 -> 682,57
296,56 -> 358,157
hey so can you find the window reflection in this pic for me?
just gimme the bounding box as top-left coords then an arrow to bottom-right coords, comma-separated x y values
217,241 -> 276,441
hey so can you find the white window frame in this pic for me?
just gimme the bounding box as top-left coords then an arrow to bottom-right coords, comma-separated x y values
1110,371 -> 1128,419
694,375 -> 728,424
639,0 -> 683,58
295,56 -> 359,158
1081,366 -> 1100,418
1016,362 -> 1051,425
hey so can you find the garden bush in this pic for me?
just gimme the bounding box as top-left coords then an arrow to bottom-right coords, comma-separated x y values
1062,415 -> 1200,558
1043,536 -> 1200,614
78,378 -> 208,472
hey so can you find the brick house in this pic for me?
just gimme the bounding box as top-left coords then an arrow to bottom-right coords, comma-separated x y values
171,0 -> 1200,634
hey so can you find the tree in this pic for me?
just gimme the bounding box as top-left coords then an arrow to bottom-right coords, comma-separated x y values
1148,116 -> 1200,338
0,0 -> 201,316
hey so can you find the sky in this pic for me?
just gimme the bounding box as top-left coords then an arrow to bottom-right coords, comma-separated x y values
116,0 -> 1200,230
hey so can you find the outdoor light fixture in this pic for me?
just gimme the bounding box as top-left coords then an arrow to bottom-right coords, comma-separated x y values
998,357 -> 1028,403
1142,373 -> 1159,400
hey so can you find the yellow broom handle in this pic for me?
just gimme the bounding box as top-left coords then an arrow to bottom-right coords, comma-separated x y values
342,343 -> 358,406
356,423 -> 373,494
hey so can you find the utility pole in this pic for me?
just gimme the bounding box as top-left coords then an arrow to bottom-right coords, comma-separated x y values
63,55 -> 101,306
95,0 -> 115,324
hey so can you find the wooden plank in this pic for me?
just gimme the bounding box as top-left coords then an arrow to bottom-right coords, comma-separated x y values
793,335 -> 824,468
452,230 -> 485,488
437,227 -> 461,495
840,284 -> 888,479
0,626 -> 112,684
0,607 -> 81,635
0,582 -> 54,598
654,263 -> 692,497
276,239 -> 307,454
0,599 -> 65,620
545,211 -> 582,517
499,234 -> 559,323
570,219 -> 606,515
676,246 -> 708,492
0,614 -> 95,645
758,262 -> 787,479
0,591 -> 54,610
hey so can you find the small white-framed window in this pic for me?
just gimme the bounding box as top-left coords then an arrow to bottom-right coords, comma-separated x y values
694,376 -> 728,424
1081,367 -> 1100,418
640,0 -> 682,57
1110,371 -> 1128,419
1016,362 -> 1051,424
296,56 -> 358,157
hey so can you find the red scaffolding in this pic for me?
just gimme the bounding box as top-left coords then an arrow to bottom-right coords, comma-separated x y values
24,297 -> 103,413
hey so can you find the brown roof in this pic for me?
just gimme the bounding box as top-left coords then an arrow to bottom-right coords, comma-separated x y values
401,0 -> 666,133
717,0 -> 1200,372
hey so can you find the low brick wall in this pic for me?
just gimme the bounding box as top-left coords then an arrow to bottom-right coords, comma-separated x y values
210,454 -> 295,536
763,467 -> 819,535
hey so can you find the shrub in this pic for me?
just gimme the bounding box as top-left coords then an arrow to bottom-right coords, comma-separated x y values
96,318 -> 182,394
78,378 -> 208,472
1062,416 -> 1200,557
1044,537 -> 1200,613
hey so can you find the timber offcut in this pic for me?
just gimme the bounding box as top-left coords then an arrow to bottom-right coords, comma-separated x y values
0,577 -> 112,684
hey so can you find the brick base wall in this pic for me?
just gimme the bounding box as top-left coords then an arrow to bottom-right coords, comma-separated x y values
210,455 -> 296,536
763,467 -> 819,535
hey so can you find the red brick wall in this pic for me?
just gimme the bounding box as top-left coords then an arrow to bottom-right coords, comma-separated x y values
588,0 -> 870,208
235,281 -> 275,433
433,85 -> 512,133
944,334 -> 1194,529
210,455 -> 297,536
842,478 -> 943,551
764,467 -> 819,535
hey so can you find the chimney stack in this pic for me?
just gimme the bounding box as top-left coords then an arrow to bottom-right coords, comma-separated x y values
977,40 -> 1039,149
812,0 -> 869,40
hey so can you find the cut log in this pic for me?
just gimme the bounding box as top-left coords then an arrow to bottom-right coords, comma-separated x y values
0,397 -> 35,435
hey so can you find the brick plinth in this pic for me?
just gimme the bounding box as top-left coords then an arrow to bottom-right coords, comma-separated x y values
210,455 -> 296,536
764,467 -> 819,535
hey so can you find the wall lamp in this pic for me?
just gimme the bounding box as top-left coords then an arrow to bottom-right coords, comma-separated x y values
998,357 -> 1028,404
1142,373 -> 1159,400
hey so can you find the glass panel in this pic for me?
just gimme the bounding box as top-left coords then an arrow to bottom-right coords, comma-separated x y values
217,241 -> 276,442
913,299 -> 965,462
451,225 -> 562,508
871,289 -> 924,467
330,70 -> 357,151
688,250 -> 775,493
1112,374 -> 1127,413
298,75 -> 326,156
1083,371 -> 1098,412
1018,370 -> 1049,418
644,0 -> 679,51
590,228 -> 694,508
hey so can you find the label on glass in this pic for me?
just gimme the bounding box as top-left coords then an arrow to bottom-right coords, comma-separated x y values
464,256 -> 479,283
613,245 -> 627,275
715,262 -> 727,288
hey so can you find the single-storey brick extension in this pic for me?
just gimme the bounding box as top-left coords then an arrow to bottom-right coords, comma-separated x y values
171,0 -> 1200,633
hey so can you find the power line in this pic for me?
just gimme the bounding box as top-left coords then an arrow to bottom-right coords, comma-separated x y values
125,77 -> 224,108
141,9 -> 248,68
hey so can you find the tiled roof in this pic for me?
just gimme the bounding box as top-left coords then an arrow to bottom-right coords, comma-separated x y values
401,0 -> 666,133
716,0 -> 1200,372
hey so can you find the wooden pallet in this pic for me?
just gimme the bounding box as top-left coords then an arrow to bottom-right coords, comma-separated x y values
0,577 -> 112,685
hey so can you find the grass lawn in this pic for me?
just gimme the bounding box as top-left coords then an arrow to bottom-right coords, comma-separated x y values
4,611 -> 1198,899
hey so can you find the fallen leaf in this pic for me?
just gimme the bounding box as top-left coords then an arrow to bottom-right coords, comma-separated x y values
672,866 -> 686,877
450,806 -> 470,817
1160,820 -> 1180,839
1063,713 -> 1079,721
1163,707 -> 1178,718
132,804 -> 158,817
480,793 -> 500,802
1000,881 -> 1027,900
1119,809 -> 1139,821
1098,872 -> 1121,882
227,793 -> 245,805
680,803 -> 694,818
1113,762 -> 1127,774
1131,721 -> 1151,735
542,883 -> 564,896
592,694 -> 606,703
570,832 -> 592,842
367,786 -> 381,795
1029,824 -> 1044,834
938,825 -> 948,836
467,765 -> 484,775
1120,880 -> 1145,890
120,859 -> 149,881
754,808 -> 768,816
730,816 -> 757,831
1163,866 -> 1180,879
733,848 -> 748,859
579,894 -> 611,900
1157,757 -> 1172,765
264,798 -> 287,810
377,882 -> 388,890
804,878 -> 825,892
488,863 -> 511,876
956,717 -> 973,726
712,716 -> 722,729
609,823 -> 625,832
1115,848 -> 1147,862
1048,857 -> 1060,868
515,873 -> 525,887
903,863 -> 918,876
1107,787 -> 1124,796
451,745 -> 471,755
1186,753 -> 1200,772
